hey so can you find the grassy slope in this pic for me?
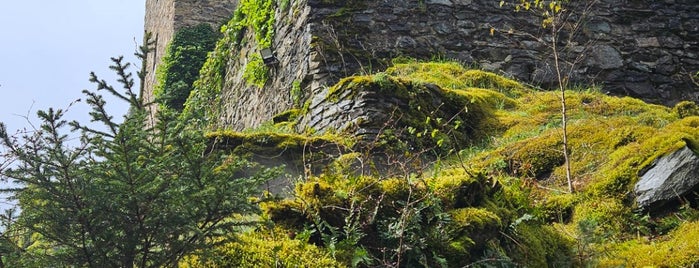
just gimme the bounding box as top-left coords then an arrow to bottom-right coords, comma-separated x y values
187,60 -> 699,267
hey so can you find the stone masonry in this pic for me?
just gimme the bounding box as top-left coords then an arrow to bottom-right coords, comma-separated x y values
144,0 -> 699,132
143,0 -> 237,115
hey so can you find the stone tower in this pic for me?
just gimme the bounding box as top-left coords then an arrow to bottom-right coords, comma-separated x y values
142,0 -> 237,108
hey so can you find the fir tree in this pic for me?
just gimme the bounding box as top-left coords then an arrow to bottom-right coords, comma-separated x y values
0,35 -> 277,267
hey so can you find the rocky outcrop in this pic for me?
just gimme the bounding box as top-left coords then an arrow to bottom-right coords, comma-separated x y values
634,145 -> 699,212
298,75 -> 487,153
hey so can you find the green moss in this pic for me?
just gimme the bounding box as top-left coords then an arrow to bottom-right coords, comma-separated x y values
674,100 -> 699,118
507,223 -> 574,267
386,61 -> 529,97
260,199 -> 306,230
427,169 -> 487,209
378,177 -> 414,201
571,197 -> 630,239
450,207 -> 502,232
272,109 -> 300,124
588,117 -> 699,197
501,132 -> 565,179
599,221 -> 699,266
182,44 -> 698,266
180,228 -> 344,268
206,130 -> 351,154
321,67 -> 513,156
445,207 -> 502,264
536,193 -> 577,223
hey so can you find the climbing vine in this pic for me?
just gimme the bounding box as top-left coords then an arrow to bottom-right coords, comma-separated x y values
155,23 -> 219,111
183,0 -> 278,122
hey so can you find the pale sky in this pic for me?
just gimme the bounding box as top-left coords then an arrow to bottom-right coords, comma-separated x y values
0,1 -> 146,210
0,1 -> 146,134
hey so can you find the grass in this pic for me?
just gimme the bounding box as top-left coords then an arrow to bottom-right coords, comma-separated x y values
187,60 -> 699,266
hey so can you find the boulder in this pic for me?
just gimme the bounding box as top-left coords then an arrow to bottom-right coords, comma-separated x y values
634,145 -> 699,211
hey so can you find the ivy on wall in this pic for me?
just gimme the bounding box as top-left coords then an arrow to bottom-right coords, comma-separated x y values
183,0 -> 278,123
155,23 -> 219,110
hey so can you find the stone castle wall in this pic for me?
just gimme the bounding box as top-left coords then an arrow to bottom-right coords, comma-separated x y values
144,0 -> 699,131
216,0 -> 315,130
306,0 -> 698,106
143,0 -> 237,111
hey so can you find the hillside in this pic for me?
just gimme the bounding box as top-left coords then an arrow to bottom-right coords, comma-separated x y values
177,60 -> 699,267
1,1 -> 698,266
145,0 -> 699,265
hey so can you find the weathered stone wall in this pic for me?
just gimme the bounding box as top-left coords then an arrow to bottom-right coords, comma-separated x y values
306,0 -> 699,106
145,0 -> 698,131
144,0 -> 176,109
143,0 -> 237,112
216,0 -> 315,130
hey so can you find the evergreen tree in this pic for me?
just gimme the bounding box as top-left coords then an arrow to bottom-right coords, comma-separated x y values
0,37 -> 277,267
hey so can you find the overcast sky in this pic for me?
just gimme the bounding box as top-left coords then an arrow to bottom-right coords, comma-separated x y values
0,1 -> 146,134
0,1 -> 146,209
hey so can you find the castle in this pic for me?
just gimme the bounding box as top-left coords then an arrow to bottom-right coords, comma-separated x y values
143,0 -> 238,110
144,0 -> 699,132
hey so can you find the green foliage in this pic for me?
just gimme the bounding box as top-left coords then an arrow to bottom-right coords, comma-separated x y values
155,23 -> 218,110
235,0 -> 276,47
500,0 -> 563,27
599,220 -> 699,266
507,223 -> 574,267
291,80 -> 303,107
183,0 -> 277,121
0,51 -> 277,266
323,68 -> 507,156
243,53 -> 269,88
256,157 -> 541,267
216,60 -> 699,265
178,47 -> 699,267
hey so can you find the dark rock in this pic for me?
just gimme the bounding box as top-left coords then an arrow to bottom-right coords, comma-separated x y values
426,0 -> 453,7
634,145 -> 699,212
588,45 -> 624,70
395,36 -> 418,48
625,82 -> 656,98
433,22 -> 453,35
